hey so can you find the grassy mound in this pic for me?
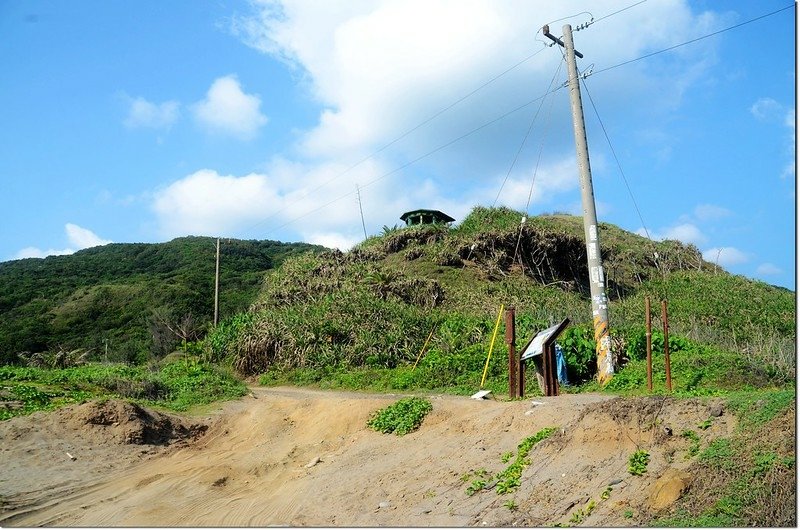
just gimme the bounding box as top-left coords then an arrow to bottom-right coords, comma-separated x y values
205,206 -> 793,396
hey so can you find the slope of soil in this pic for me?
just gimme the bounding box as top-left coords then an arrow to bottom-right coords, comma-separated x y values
0,387 -> 737,527
0,399 -> 206,520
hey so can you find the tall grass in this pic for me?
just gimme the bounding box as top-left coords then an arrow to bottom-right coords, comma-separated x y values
205,206 -> 793,392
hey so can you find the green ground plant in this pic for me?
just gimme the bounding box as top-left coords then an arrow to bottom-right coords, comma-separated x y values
628,450 -> 650,476
366,396 -> 433,435
682,430 -> 701,459
0,237 -> 322,365
652,389 -> 795,527
0,358 -> 247,420
466,479 -> 487,496
0,206 -> 794,526
225,207 -> 792,399
494,427 -> 557,495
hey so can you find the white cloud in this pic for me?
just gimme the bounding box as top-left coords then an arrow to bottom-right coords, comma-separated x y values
693,203 -> 731,221
65,223 -> 112,248
192,75 -> 268,140
780,160 -> 795,180
702,246 -> 749,266
14,246 -> 73,259
152,169 -> 282,237
749,97 -> 782,121
150,158 -> 480,242
781,108 -> 795,179
13,224 -> 111,259
784,108 -> 795,128
305,231 -> 361,250
756,262 -> 782,276
232,0 -> 723,162
123,96 -> 180,129
214,2 -> 731,248
749,100 -> 795,179
666,224 -> 704,244
638,222 -> 706,246
491,155 -> 579,211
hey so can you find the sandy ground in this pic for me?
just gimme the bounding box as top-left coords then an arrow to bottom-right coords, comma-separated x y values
0,386 -> 736,527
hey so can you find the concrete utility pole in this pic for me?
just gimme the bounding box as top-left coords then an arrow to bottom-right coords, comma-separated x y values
214,237 -> 220,326
545,23 -> 614,384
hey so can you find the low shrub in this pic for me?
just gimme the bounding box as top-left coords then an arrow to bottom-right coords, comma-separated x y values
367,397 -> 433,435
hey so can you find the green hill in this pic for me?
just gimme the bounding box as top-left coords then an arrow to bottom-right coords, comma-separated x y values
212,206 -> 794,393
0,237 -> 325,365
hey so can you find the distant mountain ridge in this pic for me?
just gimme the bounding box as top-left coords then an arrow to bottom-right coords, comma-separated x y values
0,236 -> 325,364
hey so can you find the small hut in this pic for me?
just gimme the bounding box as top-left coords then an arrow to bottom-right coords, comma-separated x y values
400,209 -> 455,227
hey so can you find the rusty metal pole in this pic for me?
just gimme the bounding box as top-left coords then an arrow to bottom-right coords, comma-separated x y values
645,296 -> 653,392
661,299 -> 672,392
506,307 -> 517,399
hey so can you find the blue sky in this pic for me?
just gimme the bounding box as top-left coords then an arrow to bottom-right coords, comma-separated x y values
1,0 -> 795,289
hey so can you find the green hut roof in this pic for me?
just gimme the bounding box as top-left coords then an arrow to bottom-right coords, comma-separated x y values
400,209 -> 455,225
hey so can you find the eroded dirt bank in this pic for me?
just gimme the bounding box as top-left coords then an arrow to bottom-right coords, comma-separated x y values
0,387 -> 736,526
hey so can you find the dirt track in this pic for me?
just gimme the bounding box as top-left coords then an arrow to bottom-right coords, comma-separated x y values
0,386 -> 735,526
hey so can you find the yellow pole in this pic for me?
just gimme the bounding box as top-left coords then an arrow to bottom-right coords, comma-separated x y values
412,326 -> 436,371
481,304 -> 505,388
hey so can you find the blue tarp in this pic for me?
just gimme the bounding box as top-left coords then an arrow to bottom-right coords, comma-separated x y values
555,343 -> 569,385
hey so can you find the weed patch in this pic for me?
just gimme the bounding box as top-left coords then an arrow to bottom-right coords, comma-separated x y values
0,360 -> 247,420
495,427 -> 557,494
681,430 -> 701,459
652,397 -> 795,527
628,450 -> 650,476
367,397 -> 433,435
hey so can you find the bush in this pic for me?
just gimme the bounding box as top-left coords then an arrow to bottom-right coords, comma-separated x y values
0,359 -> 248,420
559,325 -> 596,383
367,397 -> 433,435
205,313 -> 255,362
628,450 -> 650,476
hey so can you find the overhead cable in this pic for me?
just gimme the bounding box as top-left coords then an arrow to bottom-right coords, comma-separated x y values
242,45 -> 548,236
263,85 -> 565,236
492,57 -> 564,207
593,4 -> 794,76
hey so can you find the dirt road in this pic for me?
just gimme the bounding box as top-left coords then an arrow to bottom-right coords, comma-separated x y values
0,387 -> 734,526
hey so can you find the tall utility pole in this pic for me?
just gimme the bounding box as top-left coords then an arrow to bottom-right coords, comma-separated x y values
214,237 -> 220,326
545,24 -> 614,384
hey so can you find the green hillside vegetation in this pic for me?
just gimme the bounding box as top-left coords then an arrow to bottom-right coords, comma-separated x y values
0,237 -> 324,365
1,206 -> 793,527
209,206 -> 794,396
0,356 -> 247,420
202,206 -> 794,526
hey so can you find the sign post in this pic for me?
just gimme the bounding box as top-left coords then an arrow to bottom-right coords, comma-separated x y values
520,318 -> 570,397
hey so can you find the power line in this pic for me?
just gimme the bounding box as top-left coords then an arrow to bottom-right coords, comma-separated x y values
593,3 -> 794,76
256,2 -> 794,240
511,72 -> 560,267
241,44 -> 549,236
580,75 -> 669,288
536,0 -> 649,45
522,71 -> 560,215
579,76 -> 653,243
263,85 -> 565,237
591,0 -> 648,25
492,58 -> 564,207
